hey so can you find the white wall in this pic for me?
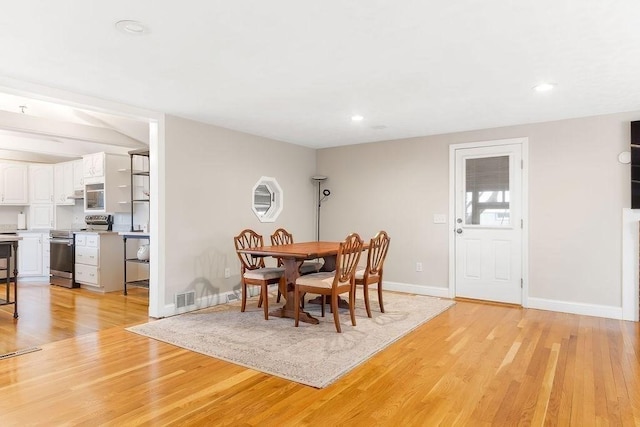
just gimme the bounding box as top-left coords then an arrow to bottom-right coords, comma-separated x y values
162,115 -> 317,312
317,111 -> 639,314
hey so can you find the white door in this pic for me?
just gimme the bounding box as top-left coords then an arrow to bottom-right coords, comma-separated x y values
454,142 -> 523,304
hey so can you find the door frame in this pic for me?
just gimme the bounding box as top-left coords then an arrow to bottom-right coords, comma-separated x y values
448,137 -> 529,307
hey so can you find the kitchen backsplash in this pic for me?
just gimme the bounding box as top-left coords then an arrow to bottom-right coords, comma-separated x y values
0,223 -> 18,231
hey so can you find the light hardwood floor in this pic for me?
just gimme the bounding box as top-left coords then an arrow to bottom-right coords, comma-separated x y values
0,282 -> 638,425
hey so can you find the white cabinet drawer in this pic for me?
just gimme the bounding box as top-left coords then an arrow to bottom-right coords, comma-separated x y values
76,246 -> 99,266
86,235 -> 99,247
75,234 -> 86,246
75,263 -> 99,285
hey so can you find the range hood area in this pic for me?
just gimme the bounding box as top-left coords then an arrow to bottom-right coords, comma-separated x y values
67,189 -> 84,200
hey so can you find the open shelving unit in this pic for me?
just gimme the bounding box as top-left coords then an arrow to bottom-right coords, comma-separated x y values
123,148 -> 150,295
129,148 -> 150,232
122,232 -> 150,295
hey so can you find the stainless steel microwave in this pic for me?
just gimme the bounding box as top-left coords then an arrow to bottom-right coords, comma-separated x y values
85,182 -> 105,211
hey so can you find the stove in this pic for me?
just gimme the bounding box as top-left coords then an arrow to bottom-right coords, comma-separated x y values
50,229 -> 84,239
85,214 -> 113,231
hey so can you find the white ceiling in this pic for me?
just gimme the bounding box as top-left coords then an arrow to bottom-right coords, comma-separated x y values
1,1 -> 640,150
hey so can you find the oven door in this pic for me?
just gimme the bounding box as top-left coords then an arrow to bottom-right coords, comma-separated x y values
50,238 -> 73,276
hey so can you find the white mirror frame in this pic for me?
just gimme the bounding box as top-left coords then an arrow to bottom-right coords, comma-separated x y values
251,176 -> 283,222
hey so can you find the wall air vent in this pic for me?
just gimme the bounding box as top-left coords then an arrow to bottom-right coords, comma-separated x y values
175,291 -> 196,309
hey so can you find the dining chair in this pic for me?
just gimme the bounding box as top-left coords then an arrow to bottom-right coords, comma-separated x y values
270,228 -> 323,304
294,232 -> 364,333
234,229 -> 285,320
355,230 -> 390,317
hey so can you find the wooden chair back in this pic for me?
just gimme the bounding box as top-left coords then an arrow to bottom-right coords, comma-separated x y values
270,228 -> 294,246
334,232 -> 364,287
365,230 -> 390,277
270,228 -> 294,267
234,229 -> 266,271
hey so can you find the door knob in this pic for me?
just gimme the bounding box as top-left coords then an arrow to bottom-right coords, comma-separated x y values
456,228 -> 463,234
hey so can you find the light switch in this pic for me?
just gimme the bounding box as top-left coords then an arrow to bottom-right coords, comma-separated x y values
433,214 -> 447,224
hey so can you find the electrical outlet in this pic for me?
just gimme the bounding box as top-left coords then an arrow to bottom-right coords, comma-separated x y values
416,262 -> 423,272
224,268 -> 230,278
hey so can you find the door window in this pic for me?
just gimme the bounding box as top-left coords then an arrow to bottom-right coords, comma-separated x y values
465,155 -> 510,226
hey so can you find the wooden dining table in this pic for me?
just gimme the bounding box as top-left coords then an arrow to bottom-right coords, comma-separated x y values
236,241 -> 367,324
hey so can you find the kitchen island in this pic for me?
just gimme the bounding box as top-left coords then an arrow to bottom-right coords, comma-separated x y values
0,235 -> 21,319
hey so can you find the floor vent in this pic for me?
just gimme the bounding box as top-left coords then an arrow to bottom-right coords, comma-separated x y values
0,347 -> 42,360
227,293 -> 239,303
175,291 -> 196,308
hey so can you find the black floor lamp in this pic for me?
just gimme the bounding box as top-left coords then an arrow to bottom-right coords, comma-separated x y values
311,175 -> 330,241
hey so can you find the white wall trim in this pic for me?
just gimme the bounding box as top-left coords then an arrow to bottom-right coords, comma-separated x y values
528,297 -> 623,320
621,208 -> 640,321
383,281 -> 450,298
448,137 -> 529,305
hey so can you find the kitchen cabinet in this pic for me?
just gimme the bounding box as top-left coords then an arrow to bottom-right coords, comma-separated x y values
54,161 -> 75,205
29,204 -> 54,229
83,152 -> 105,178
73,159 -> 84,191
29,164 -> 54,204
0,163 -> 28,205
17,231 -> 49,280
83,152 -> 130,213
74,232 -> 124,292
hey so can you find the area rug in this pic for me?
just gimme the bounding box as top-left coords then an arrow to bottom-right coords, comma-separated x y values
126,291 -> 455,388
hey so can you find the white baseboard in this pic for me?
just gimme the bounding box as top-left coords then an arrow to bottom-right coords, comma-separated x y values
527,297 -> 623,320
18,276 -> 50,283
157,284 -> 624,321
382,281 -> 450,298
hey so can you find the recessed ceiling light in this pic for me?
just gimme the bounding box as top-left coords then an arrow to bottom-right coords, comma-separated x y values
115,20 -> 150,35
351,115 -> 364,122
533,82 -> 556,92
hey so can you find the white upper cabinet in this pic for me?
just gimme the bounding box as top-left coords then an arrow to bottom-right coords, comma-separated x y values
83,152 -> 105,178
73,159 -> 84,191
82,152 -> 130,213
0,163 -> 28,205
29,164 -> 54,204
54,161 -> 74,205
29,204 -> 54,229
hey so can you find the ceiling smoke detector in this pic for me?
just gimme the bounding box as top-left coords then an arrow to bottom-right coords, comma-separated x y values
115,20 -> 150,35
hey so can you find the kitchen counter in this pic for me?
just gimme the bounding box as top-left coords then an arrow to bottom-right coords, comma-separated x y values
1,229 -> 48,234
74,230 -> 121,235
118,231 -> 150,238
